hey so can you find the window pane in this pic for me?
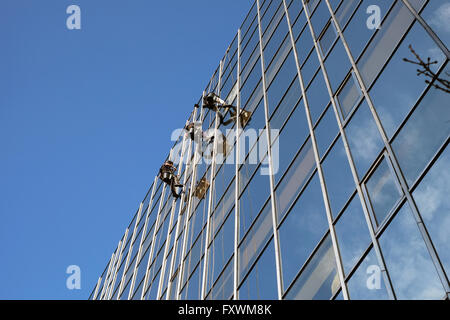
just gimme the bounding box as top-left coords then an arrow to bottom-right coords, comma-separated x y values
324,39 -> 351,93
285,234 -> 339,300
366,157 -> 402,226
369,23 -> 446,138
379,202 -> 445,300
343,0 -> 394,60
275,139 -> 316,220
305,69 -> 329,125
413,146 -> 450,279
347,249 -> 390,300
315,105 -> 338,158
345,100 -> 384,180
239,239 -> 278,300
322,138 -> 355,218
336,72 -> 361,120
357,2 -> 416,88
421,1 -> 450,47
392,64 -> 450,187
279,173 -> 329,288
335,195 -> 371,275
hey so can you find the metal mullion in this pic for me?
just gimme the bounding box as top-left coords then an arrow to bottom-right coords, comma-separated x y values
234,28 -> 242,300
99,252 -> 115,300
201,58 -> 225,300
140,183 -> 168,299
127,176 -> 159,300
287,0 -> 349,299
256,0 -> 284,300
323,0 -> 450,294
106,235 -> 127,299
166,116 -> 198,300
157,122 -> 192,300
176,93 -> 206,300
306,0 -> 395,299
116,202 -> 144,299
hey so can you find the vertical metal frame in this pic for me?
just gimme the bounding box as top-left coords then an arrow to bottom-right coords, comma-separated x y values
127,176 -> 159,300
157,124 -> 192,299
201,58 -> 225,300
256,0 -> 284,300
165,112 -> 198,300
140,182 -> 168,299
106,233 -> 128,299
98,252 -> 115,300
293,0 -> 353,300
176,92 -> 206,300
322,0 -> 450,294
233,28 -> 242,300
115,202 -> 144,299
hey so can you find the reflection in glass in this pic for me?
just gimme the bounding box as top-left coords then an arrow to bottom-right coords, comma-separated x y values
279,174 -> 328,288
413,147 -> 450,279
392,64 -> 450,187
347,249 -> 390,300
285,234 -> 339,300
315,105 -> 338,158
322,138 -> 355,218
275,139 -> 316,220
345,100 -> 384,180
369,23 -> 446,138
365,157 -> 402,226
379,202 -> 445,299
335,195 -> 371,275
336,72 -> 361,121
239,239 -> 278,299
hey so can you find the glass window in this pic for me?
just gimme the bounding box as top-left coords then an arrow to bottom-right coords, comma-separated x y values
324,38 -> 351,93
369,23 -> 446,138
273,101 -> 310,182
239,162 -> 271,239
322,138 -> 355,218
285,234 -> 339,299
347,248 -> 390,300
335,0 -> 360,28
279,173 -> 329,288
379,202 -> 445,299
239,239 -> 278,300
290,6 -> 306,40
315,105 -> 338,158
336,72 -> 361,121
267,52 -> 298,115
310,0 -> 330,38
357,2 -> 416,88
413,146 -> 450,279
319,21 -> 337,57
301,50 -> 320,87
343,0 -> 394,60
392,64 -> 450,187
208,258 -> 234,300
305,69 -> 329,125
345,100 -> 384,180
421,1 -> 450,47
264,16 -> 290,72
365,156 -> 402,227
335,195 -> 371,275
239,202 -> 272,281
275,139 -> 316,220
295,27 -> 314,66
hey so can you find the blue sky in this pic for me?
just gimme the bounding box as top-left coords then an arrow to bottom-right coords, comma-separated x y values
0,0 -> 252,299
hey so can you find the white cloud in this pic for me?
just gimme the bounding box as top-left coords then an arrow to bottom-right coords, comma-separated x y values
428,3 -> 450,34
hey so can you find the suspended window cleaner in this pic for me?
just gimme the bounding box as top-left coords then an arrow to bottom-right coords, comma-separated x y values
185,121 -> 214,145
201,93 -> 238,126
200,93 -> 252,128
158,160 -> 184,199
185,121 -> 229,159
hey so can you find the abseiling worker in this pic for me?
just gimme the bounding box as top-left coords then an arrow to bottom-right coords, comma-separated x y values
158,160 -> 183,199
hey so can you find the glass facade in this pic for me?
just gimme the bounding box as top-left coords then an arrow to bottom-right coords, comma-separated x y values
89,0 -> 449,300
